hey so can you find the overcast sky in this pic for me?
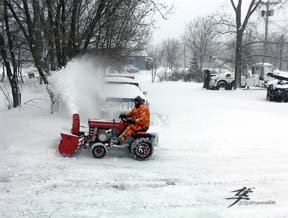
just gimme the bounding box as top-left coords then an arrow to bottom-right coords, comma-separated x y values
152,0 -> 229,42
152,0 -> 288,43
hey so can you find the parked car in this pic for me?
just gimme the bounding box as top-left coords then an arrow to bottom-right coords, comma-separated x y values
100,74 -> 148,119
266,72 -> 288,102
206,63 -> 275,90
208,71 -> 246,90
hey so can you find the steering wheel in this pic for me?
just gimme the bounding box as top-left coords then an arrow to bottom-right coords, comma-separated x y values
120,116 -> 128,123
120,116 -> 134,124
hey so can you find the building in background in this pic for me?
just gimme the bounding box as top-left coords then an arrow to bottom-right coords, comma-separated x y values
128,51 -> 152,70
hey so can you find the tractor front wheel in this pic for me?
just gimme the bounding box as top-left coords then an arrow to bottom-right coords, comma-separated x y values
90,143 -> 106,158
130,138 -> 153,161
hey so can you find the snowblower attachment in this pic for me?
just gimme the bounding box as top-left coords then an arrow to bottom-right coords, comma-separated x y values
58,133 -> 79,157
58,114 -> 80,157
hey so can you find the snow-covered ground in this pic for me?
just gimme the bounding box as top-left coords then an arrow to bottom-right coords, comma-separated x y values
1,68 -> 288,218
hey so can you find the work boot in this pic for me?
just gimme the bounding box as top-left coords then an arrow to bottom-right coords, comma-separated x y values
110,137 -> 121,145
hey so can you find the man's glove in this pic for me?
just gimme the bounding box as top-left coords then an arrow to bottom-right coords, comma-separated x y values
127,117 -> 135,124
119,113 -> 126,119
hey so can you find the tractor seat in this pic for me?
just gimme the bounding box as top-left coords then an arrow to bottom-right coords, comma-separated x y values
132,127 -> 149,138
134,131 -> 150,138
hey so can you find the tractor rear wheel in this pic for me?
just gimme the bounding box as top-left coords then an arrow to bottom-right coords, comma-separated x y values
130,138 -> 153,161
90,143 -> 106,158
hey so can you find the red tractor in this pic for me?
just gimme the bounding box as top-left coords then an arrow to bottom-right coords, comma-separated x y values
58,114 -> 158,160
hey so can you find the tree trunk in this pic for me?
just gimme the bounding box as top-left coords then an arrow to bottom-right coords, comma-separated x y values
0,34 -> 20,107
6,0 -> 58,112
67,0 -> 80,59
60,0 -> 67,64
1,63 -> 5,82
199,55 -> 203,71
230,0 -> 262,89
2,0 -> 20,107
54,3 -> 64,67
46,0 -> 56,70
234,30 -> 243,89
151,67 -> 157,83
82,0 -> 108,51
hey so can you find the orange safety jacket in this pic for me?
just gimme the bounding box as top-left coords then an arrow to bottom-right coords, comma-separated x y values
126,103 -> 150,128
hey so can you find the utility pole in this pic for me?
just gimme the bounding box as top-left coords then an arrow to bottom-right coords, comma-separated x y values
259,0 -> 280,79
261,0 -> 280,63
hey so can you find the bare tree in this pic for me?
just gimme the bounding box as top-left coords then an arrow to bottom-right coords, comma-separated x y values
5,0 -> 59,112
183,16 -> 219,70
162,38 -> 181,71
229,0 -> 262,89
3,0 -> 170,112
148,43 -> 164,82
0,0 -> 21,107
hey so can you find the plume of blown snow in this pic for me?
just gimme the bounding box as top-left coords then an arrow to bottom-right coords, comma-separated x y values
51,55 -> 108,120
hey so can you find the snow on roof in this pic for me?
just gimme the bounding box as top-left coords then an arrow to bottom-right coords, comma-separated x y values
254,62 -> 273,66
273,69 -> 288,78
106,74 -> 135,80
105,75 -> 138,85
103,82 -> 144,99
103,74 -> 144,99
207,68 -> 233,75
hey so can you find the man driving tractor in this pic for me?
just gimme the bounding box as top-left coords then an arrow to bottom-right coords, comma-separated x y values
111,96 -> 150,145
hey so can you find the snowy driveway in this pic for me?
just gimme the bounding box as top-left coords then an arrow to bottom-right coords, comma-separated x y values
1,78 -> 288,218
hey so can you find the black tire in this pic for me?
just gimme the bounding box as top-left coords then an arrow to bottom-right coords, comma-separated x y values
90,143 -> 106,158
266,90 -> 271,101
217,81 -> 228,90
227,81 -> 234,90
130,138 -> 153,161
284,90 -> 288,102
127,145 -> 132,153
